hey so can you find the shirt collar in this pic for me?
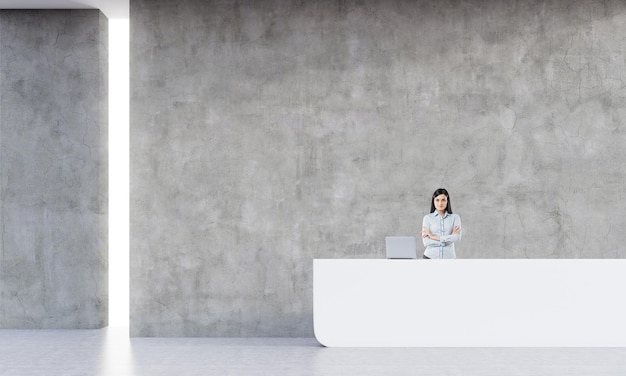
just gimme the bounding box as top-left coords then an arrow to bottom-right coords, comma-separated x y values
433,211 -> 449,218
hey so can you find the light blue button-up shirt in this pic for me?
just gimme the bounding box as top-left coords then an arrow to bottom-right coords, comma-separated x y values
422,211 -> 462,259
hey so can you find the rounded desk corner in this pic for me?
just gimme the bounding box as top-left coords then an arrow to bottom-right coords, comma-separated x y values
313,325 -> 331,347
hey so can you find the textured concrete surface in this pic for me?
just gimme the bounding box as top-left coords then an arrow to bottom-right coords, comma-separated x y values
0,10 -> 108,328
130,0 -> 626,336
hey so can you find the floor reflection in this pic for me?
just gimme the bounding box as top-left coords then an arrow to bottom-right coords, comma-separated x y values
100,326 -> 134,376
1,328 -> 626,375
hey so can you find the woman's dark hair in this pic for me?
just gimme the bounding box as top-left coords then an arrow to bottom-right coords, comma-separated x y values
430,188 -> 452,214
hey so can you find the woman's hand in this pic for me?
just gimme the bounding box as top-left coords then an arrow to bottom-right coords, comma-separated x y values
452,226 -> 461,235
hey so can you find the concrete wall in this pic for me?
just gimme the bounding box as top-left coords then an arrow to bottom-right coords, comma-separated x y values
130,0 -> 626,336
0,10 -> 108,329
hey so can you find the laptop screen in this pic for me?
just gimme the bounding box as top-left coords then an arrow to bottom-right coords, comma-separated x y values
385,236 -> 417,259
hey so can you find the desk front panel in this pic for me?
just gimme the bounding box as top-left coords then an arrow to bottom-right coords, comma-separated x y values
314,259 -> 626,347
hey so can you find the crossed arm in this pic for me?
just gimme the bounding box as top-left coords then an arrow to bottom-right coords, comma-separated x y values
421,215 -> 462,247
421,225 -> 461,241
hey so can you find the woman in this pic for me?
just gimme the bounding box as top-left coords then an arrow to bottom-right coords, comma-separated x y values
421,188 -> 462,259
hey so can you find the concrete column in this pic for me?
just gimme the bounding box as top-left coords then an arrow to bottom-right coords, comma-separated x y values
0,10 -> 108,329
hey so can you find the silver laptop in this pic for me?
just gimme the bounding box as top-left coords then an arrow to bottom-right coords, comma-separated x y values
385,236 -> 417,259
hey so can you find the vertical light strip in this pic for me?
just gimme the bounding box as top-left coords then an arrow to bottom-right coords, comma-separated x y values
108,19 -> 130,328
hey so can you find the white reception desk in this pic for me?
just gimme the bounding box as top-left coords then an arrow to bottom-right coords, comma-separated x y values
313,259 -> 626,347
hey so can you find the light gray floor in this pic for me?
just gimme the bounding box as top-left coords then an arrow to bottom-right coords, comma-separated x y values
1,328 -> 626,376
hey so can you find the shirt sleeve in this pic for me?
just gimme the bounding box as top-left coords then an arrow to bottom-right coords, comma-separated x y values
422,215 -> 444,247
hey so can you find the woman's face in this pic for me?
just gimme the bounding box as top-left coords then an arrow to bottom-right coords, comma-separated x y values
433,194 -> 448,213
